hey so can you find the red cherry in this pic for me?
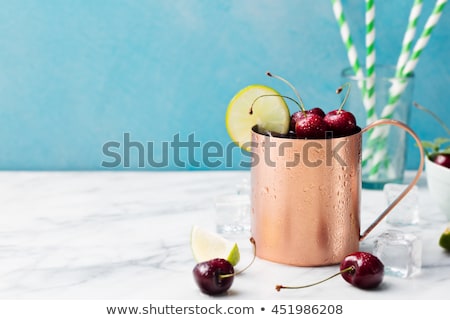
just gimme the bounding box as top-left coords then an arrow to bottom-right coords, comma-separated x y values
322,82 -> 358,137
295,113 -> 329,139
265,72 -> 328,138
430,153 -> 450,169
309,107 -> 326,118
193,258 -> 234,296
192,238 -> 257,296
290,108 -> 326,131
275,251 -> 384,292
323,109 -> 357,137
290,111 -> 304,131
340,252 -> 384,290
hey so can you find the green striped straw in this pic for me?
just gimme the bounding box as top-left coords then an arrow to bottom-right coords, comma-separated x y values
361,0 -> 377,170
365,0 -> 376,124
366,0 -> 447,179
331,0 -> 363,77
396,0 -> 423,77
331,0 -> 370,111
362,0 -> 423,170
332,0 -> 378,170
401,0 -> 447,77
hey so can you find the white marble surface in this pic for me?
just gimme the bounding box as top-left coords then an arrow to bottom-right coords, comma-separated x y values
0,170 -> 449,300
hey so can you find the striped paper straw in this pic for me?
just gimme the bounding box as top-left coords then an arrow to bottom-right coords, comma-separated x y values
365,0 -> 377,125
331,0 -> 371,113
401,0 -> 447,77
375,0 -> 447,129
395,0 -> 423,77
361,0 -> 377,170
363,0 -> 422,168
366,0 -> 448,179
331,0 -> 362,77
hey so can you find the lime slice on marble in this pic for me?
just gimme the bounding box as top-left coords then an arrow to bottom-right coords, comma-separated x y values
190,225 -> 240,266
439,227 -> 450,251
225,84 -> 290,152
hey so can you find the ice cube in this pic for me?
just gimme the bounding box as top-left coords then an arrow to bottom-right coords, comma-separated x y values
383,183 -> 419,225
215,194 -> 251,234
373,229 -> 422,278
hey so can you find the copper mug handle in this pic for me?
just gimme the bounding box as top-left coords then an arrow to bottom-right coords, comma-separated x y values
359,119 -> 425,240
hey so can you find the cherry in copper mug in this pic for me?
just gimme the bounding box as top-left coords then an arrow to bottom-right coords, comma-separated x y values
250,119 -> 424,267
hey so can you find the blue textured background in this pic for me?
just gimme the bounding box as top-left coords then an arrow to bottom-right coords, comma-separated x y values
0,0 -> 449,170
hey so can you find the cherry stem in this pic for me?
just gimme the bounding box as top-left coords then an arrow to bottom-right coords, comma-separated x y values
413,102 -> 450,136
336,82 -> 351,112
266,71 -> 306,112
275,266 -> 355,291
220,237 -> 257,279
249,94 -> 303,115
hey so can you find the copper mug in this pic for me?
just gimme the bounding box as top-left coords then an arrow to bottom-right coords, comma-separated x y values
250,119 -> 424,266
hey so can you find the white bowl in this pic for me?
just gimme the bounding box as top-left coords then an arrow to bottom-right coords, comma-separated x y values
425,156 -> 450,220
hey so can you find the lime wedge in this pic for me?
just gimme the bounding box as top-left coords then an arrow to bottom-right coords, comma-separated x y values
439,227 -> 450,251
190,225 -> 240,266
225,84 -> 290,151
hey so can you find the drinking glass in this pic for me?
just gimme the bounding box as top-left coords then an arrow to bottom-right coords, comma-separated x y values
341,65 -> 414,190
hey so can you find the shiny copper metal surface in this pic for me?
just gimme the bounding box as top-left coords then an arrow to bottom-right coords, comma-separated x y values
250,119 -> 424,266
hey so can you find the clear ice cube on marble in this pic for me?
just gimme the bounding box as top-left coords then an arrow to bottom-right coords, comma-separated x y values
383,183 -> 419,225
373,229 -> 422,278
215,194 -> 250,234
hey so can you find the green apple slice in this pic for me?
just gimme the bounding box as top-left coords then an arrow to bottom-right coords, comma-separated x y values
190,225 -> 240,266
225,84 -> 290,152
